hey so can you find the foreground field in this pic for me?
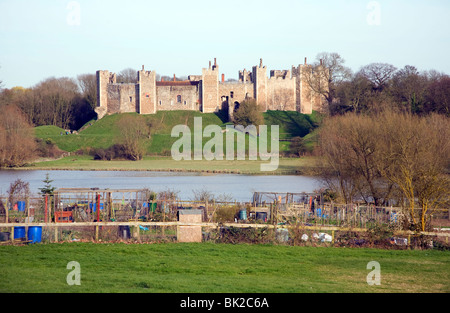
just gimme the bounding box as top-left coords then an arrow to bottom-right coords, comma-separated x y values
0,242 -> 448,293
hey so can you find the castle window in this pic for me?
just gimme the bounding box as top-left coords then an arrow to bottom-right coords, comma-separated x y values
159,100 -> 162,105
230,91 -> 234,98
129,96 -> 133,102
184,101 -> 187,105
177,95 -> 182,103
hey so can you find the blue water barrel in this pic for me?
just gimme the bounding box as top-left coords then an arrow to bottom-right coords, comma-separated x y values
90,202 -> 104,212
17,201 -> 26,212
28,226 -> 42,244
14,226 -> 26,239
316,208 -> 322,217
239,210 -> 247,220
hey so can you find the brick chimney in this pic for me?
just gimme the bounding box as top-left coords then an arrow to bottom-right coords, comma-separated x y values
222,73 -> 225,82
173,74 -> 176,81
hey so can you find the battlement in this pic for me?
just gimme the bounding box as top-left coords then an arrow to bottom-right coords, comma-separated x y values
96,57 -> 327,119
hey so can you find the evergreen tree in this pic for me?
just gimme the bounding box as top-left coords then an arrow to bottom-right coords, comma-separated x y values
39,173 -> 55,195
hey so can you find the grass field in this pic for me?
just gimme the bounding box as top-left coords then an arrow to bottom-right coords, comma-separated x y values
26,155 -> 320,175
0,242 -> 448,293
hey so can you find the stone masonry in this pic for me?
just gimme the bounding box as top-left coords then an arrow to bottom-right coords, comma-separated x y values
96,58 -> 328,120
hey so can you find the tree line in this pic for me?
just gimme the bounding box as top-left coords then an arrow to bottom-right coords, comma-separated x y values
0,74 -> 97,131
306,52 -> 450,232
318,110 -> 449,232
306,52 -> 450,116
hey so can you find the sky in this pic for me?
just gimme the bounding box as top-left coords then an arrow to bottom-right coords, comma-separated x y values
1,0 -> 449,89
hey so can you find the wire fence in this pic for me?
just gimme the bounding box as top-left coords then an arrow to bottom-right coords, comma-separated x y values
0,191 -> 449,250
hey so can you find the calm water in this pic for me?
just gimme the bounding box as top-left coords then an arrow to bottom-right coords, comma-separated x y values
0,170 -> 321,202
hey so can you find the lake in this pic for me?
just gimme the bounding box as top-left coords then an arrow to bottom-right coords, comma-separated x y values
0,170 -> 322,202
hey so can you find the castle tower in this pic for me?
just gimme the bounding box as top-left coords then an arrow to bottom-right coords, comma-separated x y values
201,58 -> 219,113
253,58 -> 267,111
138,66 -> 157,114
96,70 -> 116,119
292,58 -> 328,114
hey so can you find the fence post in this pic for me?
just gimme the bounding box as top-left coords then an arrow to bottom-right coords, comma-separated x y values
44,195 -> 48,224
5,199 -> 8,223
96,193 -> 100,222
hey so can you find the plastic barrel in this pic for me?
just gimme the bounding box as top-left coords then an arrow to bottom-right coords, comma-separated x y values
150,202 -> 157,213
91,203 -> 104,212
17,201 -> 26,212
316,208 -> 322,217
27,226 -> 42,244
14,226 -> 26,239
239,210 -> 247,220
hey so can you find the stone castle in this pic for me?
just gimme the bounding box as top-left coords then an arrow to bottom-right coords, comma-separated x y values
95,58 -> 327,120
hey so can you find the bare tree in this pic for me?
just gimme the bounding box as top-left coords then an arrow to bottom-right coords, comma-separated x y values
32,77 -> 80,129
117,68 -> 137,84
0,105 -> 37,167
77,73 -> 97,108
379,112 -> 450,231
390,65 -> 428,113
319,110 -> 450,230
318,113 -> 392,205
358,62 -> 397,91
8,179 -> 30,208
303,52 -> 352,113
425,75 -> 450,116
116,114 -> 150,160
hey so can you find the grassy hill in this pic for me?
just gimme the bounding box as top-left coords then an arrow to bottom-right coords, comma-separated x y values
34,110 -> 321,156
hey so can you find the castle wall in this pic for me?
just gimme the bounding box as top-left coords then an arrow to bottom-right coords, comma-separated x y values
106,84 -> 138,114
267,74 -> 296,111
96,58 -> 328,119
219,82 -> 254,105
156,83 -> 199,111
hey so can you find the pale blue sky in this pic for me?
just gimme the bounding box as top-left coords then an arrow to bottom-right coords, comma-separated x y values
1,0 -> 449,88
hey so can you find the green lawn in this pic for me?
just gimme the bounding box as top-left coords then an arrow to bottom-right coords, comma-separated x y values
0,242 -> 448,293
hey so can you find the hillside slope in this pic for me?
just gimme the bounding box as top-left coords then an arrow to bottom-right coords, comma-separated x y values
34,110 -> 320,155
